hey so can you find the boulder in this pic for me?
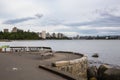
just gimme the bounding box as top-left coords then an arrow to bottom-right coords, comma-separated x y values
103,68 -> 120,80
87,66 -> 98,80
98,64 -> 120,80
98,64 -> 111,80
92,53 -> 99,58
89,77 -> 97,80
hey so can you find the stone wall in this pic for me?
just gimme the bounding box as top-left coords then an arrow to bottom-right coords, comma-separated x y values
52,53 -> 88,80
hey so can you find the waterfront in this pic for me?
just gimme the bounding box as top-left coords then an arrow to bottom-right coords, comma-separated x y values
0,40 -> 120,65
0,52 -> 79,80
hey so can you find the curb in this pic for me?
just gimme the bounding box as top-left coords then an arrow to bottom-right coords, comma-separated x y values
39,65 -> 76,80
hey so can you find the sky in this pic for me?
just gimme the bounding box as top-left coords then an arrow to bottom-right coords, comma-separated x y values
0,0 -> 120,36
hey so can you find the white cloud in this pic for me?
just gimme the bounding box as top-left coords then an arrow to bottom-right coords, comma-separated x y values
0,0 -> 120,36
78,26 -> 120,31
0,0 -> 50,18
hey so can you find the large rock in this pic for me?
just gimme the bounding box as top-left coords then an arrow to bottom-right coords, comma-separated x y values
98,64 -> 111,80
98,64 -> 120,80
103,68 -> 120,80
87,66 -> 97,80
92,53 -> 99,58
89,77 -> 97,80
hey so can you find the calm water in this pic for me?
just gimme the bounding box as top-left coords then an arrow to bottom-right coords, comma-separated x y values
0,40 -> 120,65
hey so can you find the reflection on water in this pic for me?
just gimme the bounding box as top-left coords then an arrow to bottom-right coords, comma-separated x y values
0,40 -> 120,65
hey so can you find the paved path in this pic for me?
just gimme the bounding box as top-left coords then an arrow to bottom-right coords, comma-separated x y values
0,53 -> 79,80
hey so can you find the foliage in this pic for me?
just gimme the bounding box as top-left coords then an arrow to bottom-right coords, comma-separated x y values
0,31 -> 39,40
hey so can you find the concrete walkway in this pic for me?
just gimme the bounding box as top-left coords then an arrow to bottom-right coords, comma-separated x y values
0,53 -> 80,80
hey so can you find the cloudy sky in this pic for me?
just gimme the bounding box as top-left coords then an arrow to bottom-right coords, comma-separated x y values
0,0 -> 120,36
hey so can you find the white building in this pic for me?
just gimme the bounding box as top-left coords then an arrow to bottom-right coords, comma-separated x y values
58,33 -> 64,38
4,29 -> 9,32
12,27 -> 18,32
41,31 -> 46,39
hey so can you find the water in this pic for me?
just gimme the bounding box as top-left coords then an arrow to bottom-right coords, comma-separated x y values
0,40 -> 120,65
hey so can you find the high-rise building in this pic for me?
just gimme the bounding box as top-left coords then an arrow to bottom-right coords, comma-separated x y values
52,33 -> 56,38
58,33 -> 64,38
41,31 -> 46,39
4,29 -> 9,32
55,33 -> 58,38
46,33 -> 51,38
12,27 -> 18,32
76,35 -> 80,39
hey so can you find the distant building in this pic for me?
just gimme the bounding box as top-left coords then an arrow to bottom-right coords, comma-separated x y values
105,36 -> 109,40
58,33 -> 64,38
46,33 -> 51,38
76,35 -> 80,39
55,33 -> 59,38
41,31 -> 46,39
4,29 -> 9,32
12,27 -> 18,32
52,33 -> 56,38
36,30 -> 69,39
37,32 -> 42,38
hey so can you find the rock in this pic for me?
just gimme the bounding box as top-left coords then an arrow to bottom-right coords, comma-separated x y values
92,53 -> 99,58
103,68 -> 120,80
52,61 -> 70,67
87,66 -> 98,80
12,67 -> 18,71
98,64 -> 111,80
98,64 -> 120,80
89,77 -> 97,80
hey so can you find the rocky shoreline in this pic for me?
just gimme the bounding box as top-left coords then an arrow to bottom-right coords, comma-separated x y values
87,57 -> 120,80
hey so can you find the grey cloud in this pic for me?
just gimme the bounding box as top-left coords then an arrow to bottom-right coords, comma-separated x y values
35,14 -> 43,18
65,12 -> 120,27
55,27 -> 120,36
39,17 -> 63,26
55,27 -> 99,35
3,17 -> 35,24
3,14 -> 43,24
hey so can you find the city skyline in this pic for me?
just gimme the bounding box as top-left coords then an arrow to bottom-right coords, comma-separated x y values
1,27 -> 67,39
0,0 -> 120,36
1,27 -> 120,40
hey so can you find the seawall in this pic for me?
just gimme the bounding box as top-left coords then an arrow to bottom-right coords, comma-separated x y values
52,51 -> 88,80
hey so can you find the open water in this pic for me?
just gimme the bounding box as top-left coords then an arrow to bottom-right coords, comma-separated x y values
0,40 -> 120,65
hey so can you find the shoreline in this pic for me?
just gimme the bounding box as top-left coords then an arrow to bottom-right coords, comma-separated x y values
0,51 -> 120,80
0,52 -> 83,80
0,40 -> 11,42
0,39 -> 120,42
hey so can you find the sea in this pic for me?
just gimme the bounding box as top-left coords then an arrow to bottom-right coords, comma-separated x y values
0,40 -> 120,66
